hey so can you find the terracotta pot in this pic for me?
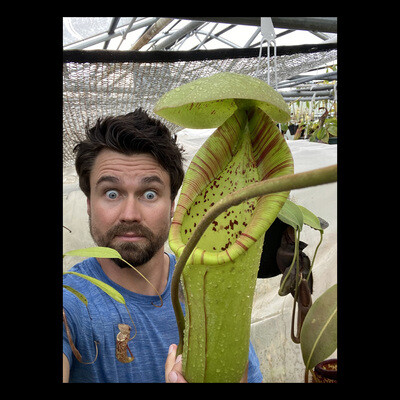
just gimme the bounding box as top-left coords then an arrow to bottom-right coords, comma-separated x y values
312,359 -> 337,383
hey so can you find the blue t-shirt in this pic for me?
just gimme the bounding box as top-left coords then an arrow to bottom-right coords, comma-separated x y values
63,254 -> 263,383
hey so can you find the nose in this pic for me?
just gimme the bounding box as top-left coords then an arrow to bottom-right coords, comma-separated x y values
119,195 -> 142,223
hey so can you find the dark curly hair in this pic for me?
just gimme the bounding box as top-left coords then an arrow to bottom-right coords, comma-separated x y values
73,108 -> 185,200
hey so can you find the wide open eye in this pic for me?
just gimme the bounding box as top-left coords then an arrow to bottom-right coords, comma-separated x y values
105,190 -> 119,200
144,190 -> 157,200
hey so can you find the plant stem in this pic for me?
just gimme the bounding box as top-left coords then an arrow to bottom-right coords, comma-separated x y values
171,164 -> 337,354
306,230 -> 324,283
278,228 -> 299,296
291,229 -> 302,343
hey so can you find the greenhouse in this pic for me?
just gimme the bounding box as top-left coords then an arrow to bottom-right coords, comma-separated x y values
63,17 -> 337,383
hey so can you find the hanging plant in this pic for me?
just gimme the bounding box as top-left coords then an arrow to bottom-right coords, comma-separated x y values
154,72 -> 337,382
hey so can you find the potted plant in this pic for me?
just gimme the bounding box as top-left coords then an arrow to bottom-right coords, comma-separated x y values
308,107 -> 337,144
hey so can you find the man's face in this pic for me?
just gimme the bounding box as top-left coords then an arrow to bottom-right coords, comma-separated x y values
87,149 -> 174,268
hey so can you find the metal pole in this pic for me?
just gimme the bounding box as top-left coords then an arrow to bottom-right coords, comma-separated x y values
63,17 -> 159,50
278,72 -> 337,88
130,18 -> 173,50
152,21 -> 204,50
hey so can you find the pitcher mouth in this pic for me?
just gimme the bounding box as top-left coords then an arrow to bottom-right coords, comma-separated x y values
169,108 -> 293,267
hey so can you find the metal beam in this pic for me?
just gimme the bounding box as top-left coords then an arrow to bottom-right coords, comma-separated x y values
130,18 -> 173,50
103,17 -> 121,49
244,27 -> 261,47
282,96 -> 333,101
152,21 -> 204,50
165,17 -> 337,33
63,17 -> 159,49
166,17 -> 262,27
310,31 -> 330,40
278,71 -> 337,88
272,17 -> 337,33
280,90 -> 333,97
116,17 -> 137,50
193,23 -> 218,50
194,30 -> 241,48
189,24 -> 235,50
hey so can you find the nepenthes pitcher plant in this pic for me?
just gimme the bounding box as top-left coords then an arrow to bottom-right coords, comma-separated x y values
154,72 -> 336,382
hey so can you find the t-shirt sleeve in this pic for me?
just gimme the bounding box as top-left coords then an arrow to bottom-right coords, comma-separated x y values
247,341 -> 263,383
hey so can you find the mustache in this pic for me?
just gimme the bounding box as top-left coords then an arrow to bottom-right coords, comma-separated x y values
107,222 -> 154,239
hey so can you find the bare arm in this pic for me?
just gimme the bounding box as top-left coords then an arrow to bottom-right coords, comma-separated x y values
63,354 -> 70,383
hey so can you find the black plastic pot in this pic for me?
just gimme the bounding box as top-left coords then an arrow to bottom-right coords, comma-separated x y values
328,137 -> 337,144
312,358 -> 337,383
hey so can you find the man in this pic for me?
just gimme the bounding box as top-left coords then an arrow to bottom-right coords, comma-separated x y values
63,108 -> 263,383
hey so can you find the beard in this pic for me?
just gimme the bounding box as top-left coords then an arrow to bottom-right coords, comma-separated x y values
89,217 -> 169,269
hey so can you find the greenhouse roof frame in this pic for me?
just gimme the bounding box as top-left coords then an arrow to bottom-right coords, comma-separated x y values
63,17 -> 337,105
63,17 -> 337,52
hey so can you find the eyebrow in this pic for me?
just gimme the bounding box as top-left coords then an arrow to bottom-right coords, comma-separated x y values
95,175 -> 164,187
141,175 -> 164,186
95,175 -> 120,187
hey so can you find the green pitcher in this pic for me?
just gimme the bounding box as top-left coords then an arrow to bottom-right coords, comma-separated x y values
155,72 -> 294,382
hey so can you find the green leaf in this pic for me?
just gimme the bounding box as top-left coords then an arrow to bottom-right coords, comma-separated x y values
63,246 -> 122,259
277,199 -> 303,231
316,126 -> 327,140
63,285 -> 88,307
297,205 -> 323,231
300,284 -> 337,370
63,271 -> 126,305
325,118 -> 337,126
327,124 -> 337,137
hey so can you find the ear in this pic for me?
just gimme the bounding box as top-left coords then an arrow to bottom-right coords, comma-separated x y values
87,197 -> 91,216
170,200 -> 175,219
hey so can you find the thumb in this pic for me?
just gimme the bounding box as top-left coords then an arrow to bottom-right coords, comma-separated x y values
165,344 -> 187,383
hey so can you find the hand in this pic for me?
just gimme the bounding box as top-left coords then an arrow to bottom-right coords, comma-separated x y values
165,344 -> 187,383
165,343 -> 249,383
240,362 -> 249,383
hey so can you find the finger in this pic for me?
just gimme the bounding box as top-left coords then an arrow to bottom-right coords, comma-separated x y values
168,354 -> 187,383
240,362 -> 249,383
165,344 -> 177,382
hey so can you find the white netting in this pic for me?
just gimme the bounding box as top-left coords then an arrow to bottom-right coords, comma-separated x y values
63,46 -> 337,166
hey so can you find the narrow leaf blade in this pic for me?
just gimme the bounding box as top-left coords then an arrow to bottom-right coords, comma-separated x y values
63,246 -> 122,259
63,285 -> 88,307
63,271 -> 126,305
